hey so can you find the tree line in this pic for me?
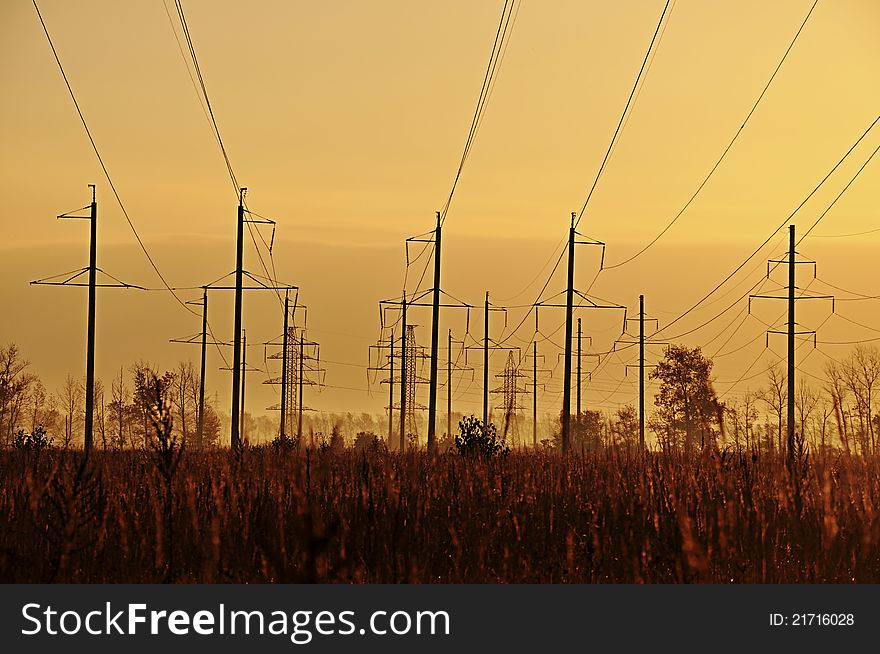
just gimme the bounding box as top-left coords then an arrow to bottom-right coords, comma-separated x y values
0,344 -> 221,450
565,344 -> 880,456
2,341 -> 880,454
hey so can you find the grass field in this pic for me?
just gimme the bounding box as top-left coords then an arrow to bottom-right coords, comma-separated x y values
2,445 -> 879,583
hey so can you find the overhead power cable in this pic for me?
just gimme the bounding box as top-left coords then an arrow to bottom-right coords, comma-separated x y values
655,113 -> 880,338
439,0 -> 519,226
574,0 -> 673,229
604,0 -> 820,268
32,0 -> 197,318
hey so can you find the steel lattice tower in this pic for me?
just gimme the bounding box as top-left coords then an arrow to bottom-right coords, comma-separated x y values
404,325 -> 419,440
266,326 -> 301,437
283,327 -> 299,436
492,351 -> 529,444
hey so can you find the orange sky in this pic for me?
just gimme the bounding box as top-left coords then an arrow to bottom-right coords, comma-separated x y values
2,0 -> 879,440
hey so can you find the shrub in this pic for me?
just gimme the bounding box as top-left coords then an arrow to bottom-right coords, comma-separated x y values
353,431 -> 386,453
11,425 -> 51,451
454,415 -> 508,459
271,434 -> 300,451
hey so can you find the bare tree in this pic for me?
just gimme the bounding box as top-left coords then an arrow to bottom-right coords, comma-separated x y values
610,405 -> 639,453
0,343 -> 36,446
825,360 -> 851,453
795,378 -> 819,446
811,397 -> 833,451
131,361 -> 160,448
58,375 -> 83,448
725,400 -> 742,448
848,345 -> 880,453
173,361 -> 197,448
741,390 -> 759,450
27,379 -> 59,435
760,365 -> 787,453
93,379 -> 106,450
109,367 -> 128,449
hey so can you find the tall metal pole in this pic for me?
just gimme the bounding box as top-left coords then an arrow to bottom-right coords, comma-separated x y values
447,328 -> 452,440
399,294 -> 407,451
298,331 -> 304,442
483,291 -> 489,428
787,224 -> 796,465
562,213 -> 576,453
240,329 -> 247,443
84,185 -> 97,453
427,211 -> 442,452
577,317 -> 582,421
198,287 -> 207,445
388,329 -> 394,445
280,290 -> 290,438
639,294 -> 645,450
231,188 -> 245,451
533,341 -> 537,448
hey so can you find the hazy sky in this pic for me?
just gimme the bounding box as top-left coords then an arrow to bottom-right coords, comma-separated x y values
2,1 -> 879,438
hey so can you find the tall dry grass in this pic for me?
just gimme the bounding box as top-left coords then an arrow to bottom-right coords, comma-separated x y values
1,446 -> 879,582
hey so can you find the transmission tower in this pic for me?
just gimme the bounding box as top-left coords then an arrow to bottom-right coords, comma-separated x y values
268,326 -> 298,437
491,351 -> 529,445
190,260 -> 296,448
377,290 -> 466,450
264,328 -> 323,444
402,325 -> 429,445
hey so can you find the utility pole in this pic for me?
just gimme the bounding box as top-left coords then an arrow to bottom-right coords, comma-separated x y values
84,185 -> 97,452
280,290 -> 290,438
377,222 -> 469,450
483,291 -> 490,427
427,211 -> 442,452
562,213 -> 576,453
639,294 -> 645,449
447,328 -> 452,441
400,293 -> 407,451
469,298 -> 516,430
534,217 -> 617,454
577,317 -> 582,422
240,329 -> 247,442
32,186 -> 145,452
198,287 -> 208,443
619,297 -> 664,451
749,226 -> 833,469
231,188 -> 246,451
787,224 -> 796,464
533,341 -> 538,447
171,288 -> 231,447
298,330 -> 305,442
389,329 -> 394,445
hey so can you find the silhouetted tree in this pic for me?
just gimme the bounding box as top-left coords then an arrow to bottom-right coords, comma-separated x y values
0,343 -> 36,446
571,409 -> 605,451
610,404 -> 639,452
760,365 -> 786,452
58,374 -> 83,448
649,345 -> 721,453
